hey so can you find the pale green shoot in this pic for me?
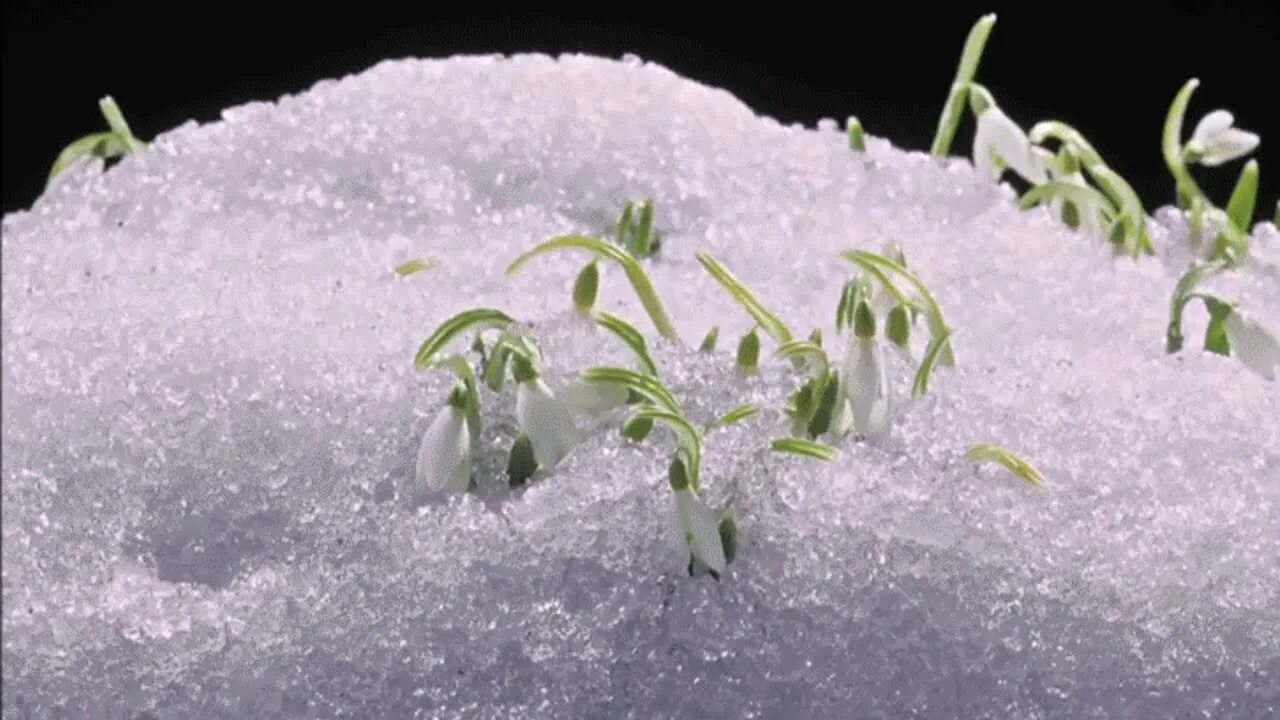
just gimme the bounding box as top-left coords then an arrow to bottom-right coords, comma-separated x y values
48,96 -> 147,187
1211,160 -> 1259,264
930,14 -> 997,156
967,443 -> 1045,487
911,327 -> 953,397
1163,78 -> 1205,208
770,438 -> 839,462
507,235 -> 678,340
1166,260 -> 1228,353
709,403 -> 760,431
847,116 -> 865,151
595,312 -> 659,376
579,366 -> 682,414
415,308 -> 514,370
699,326 -> 720,353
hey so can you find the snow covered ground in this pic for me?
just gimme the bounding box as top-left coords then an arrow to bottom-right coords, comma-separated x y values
3,53 -> 1278,718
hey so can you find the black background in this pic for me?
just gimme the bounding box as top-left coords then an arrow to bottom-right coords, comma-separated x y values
4,1 -> 1277,217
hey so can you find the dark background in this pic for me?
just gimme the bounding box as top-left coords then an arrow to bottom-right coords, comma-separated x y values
4,1 -> 1277,217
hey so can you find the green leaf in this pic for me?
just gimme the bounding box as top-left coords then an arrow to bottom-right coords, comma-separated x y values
415,308 -> 514,370
699,326 -> 719,353
840,249 -> 954,367
507,434 -> 539,487
847,116 -> 865,151
634,200 -> 656,258
507,235 -> 678,340
1202,297 -> 1234,356
1019,181 -> 1117,219
1166,261 -> 1227,353
1082,163 -> 1153,257
595,311 -> 658,376
616,201 -> 634,244
1162,79 -> 1205,208
967,443 -> 1045,487
709,403 -> 760,430
736,327 -> 761,374
1225,159 -> 1259,233
770,438 -> 839,462
912,327 -> 953,397
628,406 -> 704,489
696,252 -> 793,345
395,258 -> 430,276
580,366 -> 682,414
621,415 -> 654,442
930,13 -> 997,156
573,260 -> 600,313
775,339 -> 828,378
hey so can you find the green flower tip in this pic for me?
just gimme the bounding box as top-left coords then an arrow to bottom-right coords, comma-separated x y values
847,116 -> 865,152
854,300 -> 876,338
887,305 -> 910,347
395,258 -> 430,276
736,327 -> 761,373
507,434 -> 538,487
573,260 -> 600,314
668,455 -> 691,491
511,353 -> 538,383
699,326 -> 720,353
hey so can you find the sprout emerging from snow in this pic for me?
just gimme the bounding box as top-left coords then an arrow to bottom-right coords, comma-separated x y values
47,96 -> 147,188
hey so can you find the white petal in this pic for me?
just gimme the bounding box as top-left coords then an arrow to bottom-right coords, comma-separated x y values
414,404 -> 471,495
675,489 -> 726,574
1224,312 -> 1280,381
973,107 -> 1047,185
1191,109 -> 1234,144
843,335 -> 891,437
516,379 -> 583,468
556,380 -> 629,416
1198,128 -> 1260,167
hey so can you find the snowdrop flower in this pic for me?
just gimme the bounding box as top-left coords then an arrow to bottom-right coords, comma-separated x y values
841,300 -> 892,438
1185,110 -> 1259,167
1223,310 -> 1280,380
667,457 -> 727,576
414,387 -> 473,496
556,380 -> 630,417
513,356 -> 582,468
972,106 -> 1048,186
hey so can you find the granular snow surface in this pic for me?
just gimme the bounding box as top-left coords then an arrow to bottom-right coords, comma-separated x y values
3,53 -> 1279,718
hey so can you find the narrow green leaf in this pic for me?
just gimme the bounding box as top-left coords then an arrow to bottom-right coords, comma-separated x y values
1225,159 -> 1259,232
805,371 -> 841,439
98,96 -> 144,152
595,311 -> 658,376
634,200 -> 656,258
580,366 -> 681,413
507,434 -> 538,487
1083,163 -> 1152,256
415,309 -> 514,370
507,235 -> 678,340
699,326 -> 719,353
1019,181 -> 1117,218
775,339 -> 829,378
1162,79 -> 1205,207
696,252 -> 793,345
930,13 -> 997,156
770,438 -> 839,462
967,443 -> 1045,487
47,132 -> 124,186
912,327 -> 953,397
1167,261 -> 1227,353
395,258 -> 430,276
628,406 -> 704,489
710,403 -> 760,430
616,201 -> 634,244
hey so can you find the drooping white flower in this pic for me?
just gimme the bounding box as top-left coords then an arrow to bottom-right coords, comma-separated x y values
669,488 -> 727,575
414,395 -> 472,497
973,106 -> 1048,186
1223,310 -> 1280,381
841,301 -> 892,438
556,380 -> 630,417
515,377 -> 582,469
1186,110 -> 1259,167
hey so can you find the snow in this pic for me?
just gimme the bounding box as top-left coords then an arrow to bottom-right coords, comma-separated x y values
3,53 -> 1278,718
